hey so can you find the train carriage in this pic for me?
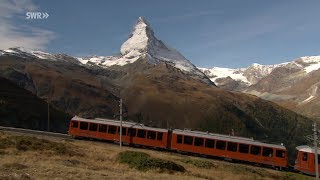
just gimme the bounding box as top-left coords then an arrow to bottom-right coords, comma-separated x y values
170,129 -> 288,168
68,116 -> 169,148
294,145 -> 320,175
66,116 -> 298,171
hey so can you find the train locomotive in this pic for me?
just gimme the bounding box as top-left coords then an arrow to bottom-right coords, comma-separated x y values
68,116 -> 319,175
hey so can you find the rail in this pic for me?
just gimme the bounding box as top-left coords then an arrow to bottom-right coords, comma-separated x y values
0,126 -> 71,139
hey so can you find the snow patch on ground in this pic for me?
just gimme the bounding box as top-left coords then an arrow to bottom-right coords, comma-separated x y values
294,56 -> 320,73
300,56 -> 320,63
31,51 -> 57,60
304,63 -> 320,73
301,95 -> 315,103
198,67 -> 250,85
1,47 -> 58,61
77,53 -> 142,67
3,49 -> 15,53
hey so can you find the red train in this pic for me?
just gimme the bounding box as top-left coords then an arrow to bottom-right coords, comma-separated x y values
295,146 -> 320,175
68,116 -> 319,175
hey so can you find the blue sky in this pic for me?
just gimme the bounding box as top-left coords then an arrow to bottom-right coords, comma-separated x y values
1,0 -> 320,68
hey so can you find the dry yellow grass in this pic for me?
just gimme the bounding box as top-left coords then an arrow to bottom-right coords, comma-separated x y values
0,131 -> 312,180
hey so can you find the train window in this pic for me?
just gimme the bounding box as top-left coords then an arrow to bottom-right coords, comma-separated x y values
250,145 -> 261,155
194,137 -> 204,146
80,122 -> 88,130
118,127 -> 127,135
128,128 -> 136,137
137,129 -> 146,138
276,150 -> 285,158
108,125 -> 117,134
89,123 -> 98,131
216,141 -> 226,150
205,139 -> 215,148
98,124 -> 107,132
302,152 -> 308,161
262,147 -> 273,157
227,142 -> 238,152
71,121 -> 78,128
122,127 -> 127,135
239,144 -> 249,153
184,136 -> 193,145
157,132 -> 163,141
318,155 -> 320,163
147,131 -> 156,140
177,135 -> 182,144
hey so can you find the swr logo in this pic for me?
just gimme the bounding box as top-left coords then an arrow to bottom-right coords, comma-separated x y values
26,12 -> 49,20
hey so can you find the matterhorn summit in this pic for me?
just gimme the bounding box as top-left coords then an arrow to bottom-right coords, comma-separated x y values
120,17 -> 190,69
120,17 -> 156,56
78,16 -> 214,85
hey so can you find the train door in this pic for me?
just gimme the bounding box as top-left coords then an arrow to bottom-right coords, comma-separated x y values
300,152 -> 310,170
309,153 -> 320,175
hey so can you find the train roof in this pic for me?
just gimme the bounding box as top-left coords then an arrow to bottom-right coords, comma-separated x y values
296,145 -> 320,154
173,129 -> 286,150
71,116 -> 168,133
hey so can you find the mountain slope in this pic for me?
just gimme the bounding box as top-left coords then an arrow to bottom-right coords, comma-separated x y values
0,48 -> 120,118
0,77 -> 72,133
104,58 -> 311,162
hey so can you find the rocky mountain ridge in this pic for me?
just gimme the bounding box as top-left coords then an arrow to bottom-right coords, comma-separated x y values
200,56 -> 320,118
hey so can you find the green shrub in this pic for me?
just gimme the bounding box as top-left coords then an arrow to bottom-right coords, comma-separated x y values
14,136 -> 69,155
117,151 -> 185,172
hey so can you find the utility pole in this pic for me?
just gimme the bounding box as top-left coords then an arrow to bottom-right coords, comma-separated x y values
314,121 -> 319,180
47,99 -> 50,132
119,98 -> 123,148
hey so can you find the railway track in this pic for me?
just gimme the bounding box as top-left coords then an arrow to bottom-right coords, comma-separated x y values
0,126 -> 71,139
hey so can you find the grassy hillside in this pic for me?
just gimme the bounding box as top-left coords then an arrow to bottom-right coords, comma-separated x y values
0,77 -> 72,133
112,61 -> 313,163
0,131 -> 312,180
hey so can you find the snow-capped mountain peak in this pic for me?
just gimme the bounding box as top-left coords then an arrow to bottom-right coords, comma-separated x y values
198,67 -> 250,85
119,16 -> 194,72
77,17 -> 196,71
199,62 -> 291,86
199,55 -> 320,87
120,17 -> 153,55
76,17 -> 213,85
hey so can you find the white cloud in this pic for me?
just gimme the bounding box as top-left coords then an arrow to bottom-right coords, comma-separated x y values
0,0 -> 55,50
